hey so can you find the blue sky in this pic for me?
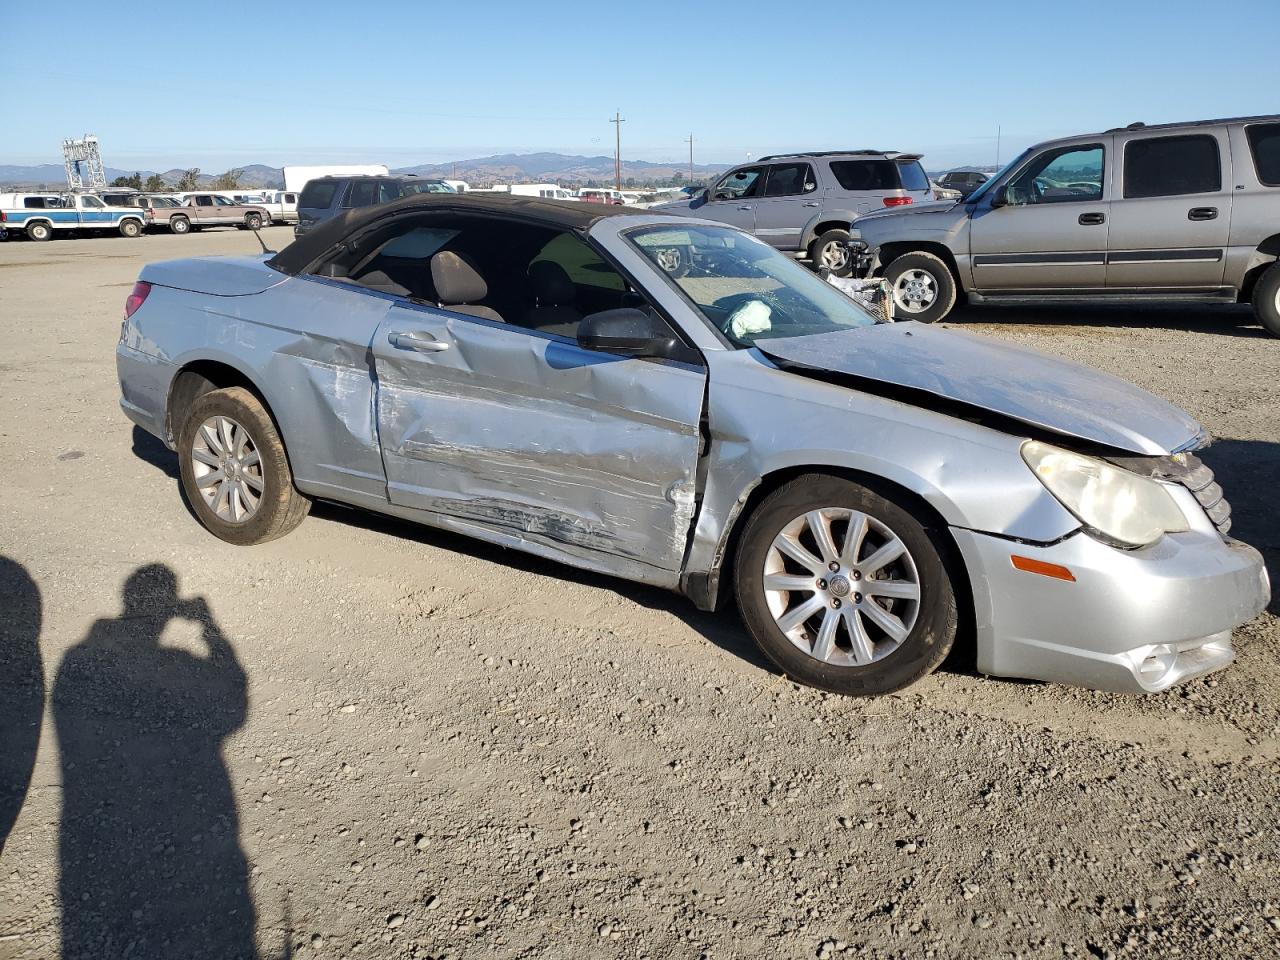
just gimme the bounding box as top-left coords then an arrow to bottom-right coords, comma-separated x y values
2,0 -> 1276,172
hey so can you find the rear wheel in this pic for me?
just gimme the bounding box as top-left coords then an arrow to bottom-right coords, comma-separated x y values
884,251 -> 957,323
177,386 -> 310,546
27,221 -> 52,242
654,245 -> 690,278
808,229 -> 853,277
170,215 -> 191,235
735,475 -> 958,696
1252,261 -> 1280,338
245,213 -> 263,230
118,218 -> 142,238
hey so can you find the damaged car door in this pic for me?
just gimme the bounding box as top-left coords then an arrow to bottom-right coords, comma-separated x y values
370,232 -> 707,583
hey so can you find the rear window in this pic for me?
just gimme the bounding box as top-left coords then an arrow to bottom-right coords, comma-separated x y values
829,159 -> 927,192
1123,135 -> 1221,198
299,181 -> 338,209
1246,122 -> 1280,187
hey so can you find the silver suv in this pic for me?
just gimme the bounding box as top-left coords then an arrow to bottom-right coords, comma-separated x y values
654,151 -> 933,276
848,116 -> 1280,336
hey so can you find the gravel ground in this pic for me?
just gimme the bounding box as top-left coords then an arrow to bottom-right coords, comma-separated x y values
1,229 -> 1277,960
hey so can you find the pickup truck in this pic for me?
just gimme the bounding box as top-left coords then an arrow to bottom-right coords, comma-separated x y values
149,193 -> 270,234
0,192 -> 146,241
255,190 -> 299,225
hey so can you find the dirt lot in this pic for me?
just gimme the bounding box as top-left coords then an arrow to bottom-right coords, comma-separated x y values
1,228 -> 1278,960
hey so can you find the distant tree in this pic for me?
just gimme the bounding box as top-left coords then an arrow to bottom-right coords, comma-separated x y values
111,176 -> 131,187
176,168 -> 201,191
110,172 -> 143,189
211,168 -> 244,190
144,174 -> 166,192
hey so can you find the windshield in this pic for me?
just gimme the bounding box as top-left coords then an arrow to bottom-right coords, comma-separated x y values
149,196 -> 180,207
964,149 -> 1031,203
628,224 -> 877,347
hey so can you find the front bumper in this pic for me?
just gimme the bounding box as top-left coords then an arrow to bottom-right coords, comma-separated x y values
952,526 -> 1270,693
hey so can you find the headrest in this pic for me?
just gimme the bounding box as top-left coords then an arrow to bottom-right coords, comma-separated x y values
430,251 -> 487,304
527,260 -> 575,305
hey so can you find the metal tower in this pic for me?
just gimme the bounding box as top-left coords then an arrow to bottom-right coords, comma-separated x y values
62,135 -> 107,189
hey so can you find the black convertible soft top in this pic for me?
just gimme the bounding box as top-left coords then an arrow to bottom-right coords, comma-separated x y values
268,193 -> 652,276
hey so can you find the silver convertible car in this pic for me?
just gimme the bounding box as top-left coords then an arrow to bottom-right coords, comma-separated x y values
116,195 -> 1270,696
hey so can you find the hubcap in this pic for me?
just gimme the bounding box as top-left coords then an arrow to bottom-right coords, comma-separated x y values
657,248 -> 682,272
763,508 -> 921,667
893,268 -> 938,312
190,416 -> 264,523
820,241 -> 850,271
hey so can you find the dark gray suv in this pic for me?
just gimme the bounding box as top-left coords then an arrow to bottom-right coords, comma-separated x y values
295,176 -> 454,237
654,151 -> 933,276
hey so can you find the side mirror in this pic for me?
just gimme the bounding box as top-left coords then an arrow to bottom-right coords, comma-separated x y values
577,308 -> 677,358
988,185 -> 1009,208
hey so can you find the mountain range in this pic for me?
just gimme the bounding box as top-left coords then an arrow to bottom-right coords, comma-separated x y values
0,153 -> 727,189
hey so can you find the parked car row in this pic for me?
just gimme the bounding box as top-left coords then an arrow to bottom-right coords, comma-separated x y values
0,189 -> 281,240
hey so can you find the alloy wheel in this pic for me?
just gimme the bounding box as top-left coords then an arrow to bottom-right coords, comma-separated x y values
893,269 -> 937,312
763,507 -> 920,667
190,415 -> 264,523
820,242 -> 850,271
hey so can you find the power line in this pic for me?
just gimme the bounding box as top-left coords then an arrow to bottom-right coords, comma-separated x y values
685,133 -> 694,183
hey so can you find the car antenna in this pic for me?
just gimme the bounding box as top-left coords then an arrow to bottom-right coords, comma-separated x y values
249,222 -> 273,256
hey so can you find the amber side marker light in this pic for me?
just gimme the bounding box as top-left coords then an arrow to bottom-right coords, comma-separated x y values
1010,555 -> 1076,582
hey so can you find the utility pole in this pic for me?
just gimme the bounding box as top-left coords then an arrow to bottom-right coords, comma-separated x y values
610,111 -> 625,192
995,124 -> 1002,167
685,133 -> 694,184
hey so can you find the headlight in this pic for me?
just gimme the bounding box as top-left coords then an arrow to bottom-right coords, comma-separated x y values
1021,441 -> 1188,548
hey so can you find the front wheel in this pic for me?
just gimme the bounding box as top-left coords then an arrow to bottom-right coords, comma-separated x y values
1252,261 -> 1280,338
654,245 -> 690,278
177,386 -> 310,546
118,219 -> 142,238
808,229 -> 853,277
245,213 -> 263,230
735,475 -> 958,696
884,251 -> 957,323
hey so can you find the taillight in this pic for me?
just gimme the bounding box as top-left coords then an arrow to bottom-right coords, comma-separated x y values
124,281 -> 152,319
0,210 -> 6,222
883,196 -> 913,207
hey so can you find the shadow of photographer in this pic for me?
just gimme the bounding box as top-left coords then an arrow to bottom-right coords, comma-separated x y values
53,563 -> 258,959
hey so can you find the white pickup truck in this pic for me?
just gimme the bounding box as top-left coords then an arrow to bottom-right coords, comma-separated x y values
0,192 -> 146,241
254,190 -> 299,225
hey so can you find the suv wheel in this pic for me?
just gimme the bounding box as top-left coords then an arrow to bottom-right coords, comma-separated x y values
735,475 -> 958,696
1252,261 -> 1280,338
884,252 -> 957,323
809,229 -> 853,278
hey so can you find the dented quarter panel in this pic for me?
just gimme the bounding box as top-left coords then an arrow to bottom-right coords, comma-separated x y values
371,301 -> 706,580
679,348 -> 1081,593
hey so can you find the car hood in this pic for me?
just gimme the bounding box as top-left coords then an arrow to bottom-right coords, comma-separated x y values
854,200 -> 962,224
652,198 -> 698,215
756,323 -> 1202,456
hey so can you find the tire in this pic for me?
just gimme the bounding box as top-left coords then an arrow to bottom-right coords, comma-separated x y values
734,475 -> 958,696
654,245 -> 690,278
245,213 -> 263,230
170,215 -> 191,235
883,251 -> 957,323
1252,261 -> 1280,338
177,386 -> 310,546
118,218 -> 142,238
808,229 -> 853,278
26,221 -> 52,242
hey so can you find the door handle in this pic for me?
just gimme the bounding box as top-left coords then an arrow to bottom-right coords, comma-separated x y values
1188,206 -> 1218,221
737,205 -> 752,211
1078,212 -> 1105,225
802,201 -> 820,207
389,331 -> 449,352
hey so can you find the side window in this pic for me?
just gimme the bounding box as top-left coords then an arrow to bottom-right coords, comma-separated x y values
284,193 -> 297,203
81,195 -> 104,208
530,232 -> 627,293
1006,145 -> 1104,204
299,183 -> 335,208
713,166 -> 764,200
196,195 -> 213,206
762,163 -> 815,197
1246,123 -> 1280,187
828,160 -> 898,191
344,181 -> 378,208
376,181 -> 400,204
213,196 -> 234,206
1124,135 -> 1221,198
23,197 -> 46,208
